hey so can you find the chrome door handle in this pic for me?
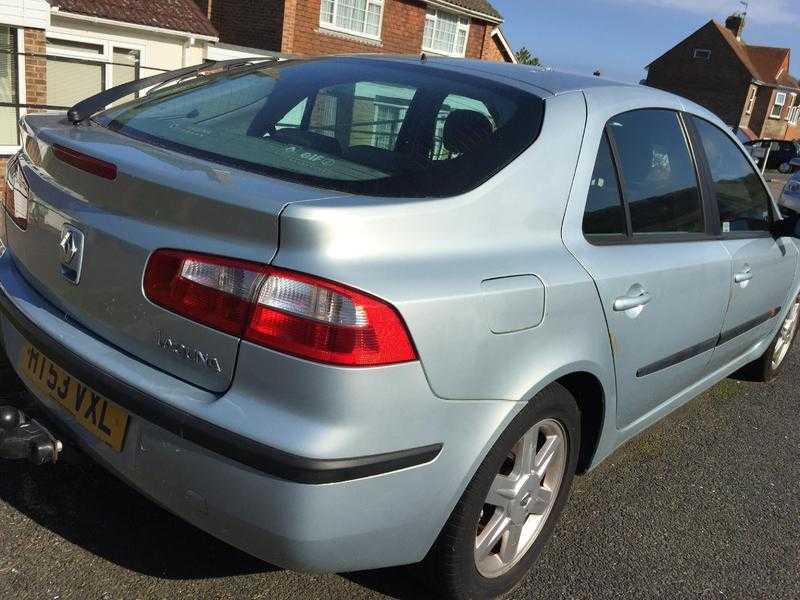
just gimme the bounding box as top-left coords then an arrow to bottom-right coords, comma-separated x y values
734,267 -> 753,283
613,290 -> 652,312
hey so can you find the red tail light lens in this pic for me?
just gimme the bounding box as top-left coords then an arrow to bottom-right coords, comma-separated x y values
3,158 -> 28,230
143,250 -> 262,336
53,144 -> 117,180
144,250 -> 417,366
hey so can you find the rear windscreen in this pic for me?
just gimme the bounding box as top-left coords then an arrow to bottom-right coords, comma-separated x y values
97,58 -> 545,197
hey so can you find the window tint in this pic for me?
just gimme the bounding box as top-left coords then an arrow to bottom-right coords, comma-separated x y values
691,117 -> 771,233
609,110 -> 703,234
583,133 -> 626,236
99,58 -> 545,198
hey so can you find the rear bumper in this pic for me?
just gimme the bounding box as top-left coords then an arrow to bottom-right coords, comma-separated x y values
0,249 -> 520,572
0,277 -> 440,484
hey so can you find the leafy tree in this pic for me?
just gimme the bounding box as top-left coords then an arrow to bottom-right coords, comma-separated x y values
515,46 -> 541,66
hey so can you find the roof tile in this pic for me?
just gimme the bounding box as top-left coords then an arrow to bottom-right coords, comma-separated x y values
432,0 -> 502,20
712,20 -> 797,89
52,0 -> 218,38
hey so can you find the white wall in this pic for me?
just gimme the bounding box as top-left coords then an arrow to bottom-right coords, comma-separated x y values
0,0 -> 49,29
49,14 -> 212,74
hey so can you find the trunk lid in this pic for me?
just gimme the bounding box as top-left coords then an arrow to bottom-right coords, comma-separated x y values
6,114 -> 342,392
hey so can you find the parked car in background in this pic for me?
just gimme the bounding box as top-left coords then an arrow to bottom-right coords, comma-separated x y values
2,57 -> 799,599
745,138 -> 800,173
779,172 -> 800,215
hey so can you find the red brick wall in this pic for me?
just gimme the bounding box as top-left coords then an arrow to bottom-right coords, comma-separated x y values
197,0 -> 284,51
481,30 -> 505,62
646,21 -> 752,126
1,28 -> 47,189
760,89 -> 792,139
24,29 -> 47,112
286,0 -> 424,55
281,0 -> 503,60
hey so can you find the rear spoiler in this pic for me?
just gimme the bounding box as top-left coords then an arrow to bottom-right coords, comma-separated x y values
67,57 -> 278,125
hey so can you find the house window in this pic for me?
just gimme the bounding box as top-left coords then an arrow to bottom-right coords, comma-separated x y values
0,26 -> 19,147
746,87 -> 757,115
789,106 -> 800,126
46,36 -> 145,109
319,0 -> 384,40
423,9 -> 470,57
770,91 -> 787,119
693,48 -> 711,61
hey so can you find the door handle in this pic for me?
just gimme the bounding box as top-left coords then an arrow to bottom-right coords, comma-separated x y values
613,290 -> 652,312
734,266 -> 753,284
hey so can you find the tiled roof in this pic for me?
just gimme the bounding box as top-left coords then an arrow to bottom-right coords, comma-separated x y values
51,0 -> 218,38
432,0 -> 502,21
712,20 -> 798,89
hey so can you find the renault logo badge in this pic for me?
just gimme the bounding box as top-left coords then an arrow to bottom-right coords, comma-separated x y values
59,224 -> 84,284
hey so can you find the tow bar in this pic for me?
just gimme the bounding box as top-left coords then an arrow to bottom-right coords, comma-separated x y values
0,406 -> 62,465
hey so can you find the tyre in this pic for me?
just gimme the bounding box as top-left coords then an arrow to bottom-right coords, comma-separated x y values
423,383 -> 580,600
739,295 -> 800,382
779,162 -> 792,174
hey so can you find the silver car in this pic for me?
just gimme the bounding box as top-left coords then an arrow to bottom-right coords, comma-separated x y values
2,56 -> 799,599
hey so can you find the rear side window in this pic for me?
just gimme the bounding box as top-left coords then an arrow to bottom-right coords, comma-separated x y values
98,58 -> 545,198
608,110 -> 704,235
583,132 -> 626,236
690,117 -> 771,233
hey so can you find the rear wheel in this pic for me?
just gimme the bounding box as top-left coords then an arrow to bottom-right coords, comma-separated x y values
423,384 -> 579,599
739,296 -> 800,382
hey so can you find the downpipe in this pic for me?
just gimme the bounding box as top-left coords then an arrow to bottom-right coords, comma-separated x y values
0,406 -> 62,465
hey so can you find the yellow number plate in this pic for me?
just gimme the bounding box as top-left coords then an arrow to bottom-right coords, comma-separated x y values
19,342 -> 130,452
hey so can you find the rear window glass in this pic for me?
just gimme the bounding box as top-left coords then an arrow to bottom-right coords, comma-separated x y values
97,58 -> 545,197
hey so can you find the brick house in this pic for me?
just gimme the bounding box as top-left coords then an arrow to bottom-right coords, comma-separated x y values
194,0 -> 516,63
1,0 -> 218,185
645,14 -> 800,141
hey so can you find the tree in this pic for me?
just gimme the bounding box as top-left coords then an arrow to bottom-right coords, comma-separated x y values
515,46 -> 541,66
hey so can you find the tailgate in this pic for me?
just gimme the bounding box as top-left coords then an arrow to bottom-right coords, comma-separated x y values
4,114 -> 341,392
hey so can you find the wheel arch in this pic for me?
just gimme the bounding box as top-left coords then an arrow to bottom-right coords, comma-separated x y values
520,363 -> 613,475
554,371 -> 606,474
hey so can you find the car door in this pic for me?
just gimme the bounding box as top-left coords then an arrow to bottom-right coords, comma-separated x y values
567,109 -> 732,429
688,117 -> 798,370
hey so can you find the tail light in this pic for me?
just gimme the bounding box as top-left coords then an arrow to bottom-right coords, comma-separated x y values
3,157 -> 28,230
53,145 -> 117,181
144,250 -> 417,366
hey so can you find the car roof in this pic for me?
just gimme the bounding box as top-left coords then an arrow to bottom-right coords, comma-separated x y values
325,54 -> 637,97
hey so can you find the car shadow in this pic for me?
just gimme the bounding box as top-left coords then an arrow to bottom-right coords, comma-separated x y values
0,452 -> 436,598
0,454 -> 276,579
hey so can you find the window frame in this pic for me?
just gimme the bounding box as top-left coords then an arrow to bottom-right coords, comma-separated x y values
319,0 -> 385,42
789,106 -> 800,126
684,114 -> 775,241
770,91 -> 787,119
746,86 -> 757,115
45,31 -> 147,108
584,109 -> 713,246
422,8 -> 471,58
0,26 -> 22,154
692,48 -> 711,61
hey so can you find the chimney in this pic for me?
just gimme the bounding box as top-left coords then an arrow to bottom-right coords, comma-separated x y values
725,13 -> 745,40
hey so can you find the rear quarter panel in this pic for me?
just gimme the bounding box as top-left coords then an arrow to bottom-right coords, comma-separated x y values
274,92 -> 616,408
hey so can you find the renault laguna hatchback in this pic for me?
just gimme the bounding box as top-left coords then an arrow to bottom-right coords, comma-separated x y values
2,56 -> 799,599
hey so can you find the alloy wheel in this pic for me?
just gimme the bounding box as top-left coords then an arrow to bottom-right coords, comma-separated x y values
474,418 -> 567,578
772,299 -> 800,370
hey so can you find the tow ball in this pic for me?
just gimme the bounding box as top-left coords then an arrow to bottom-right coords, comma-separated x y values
0,406 -> 62,465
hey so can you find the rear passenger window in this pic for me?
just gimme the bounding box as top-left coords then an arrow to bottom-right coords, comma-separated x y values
609,110 -> 704,235
583,132 -> 626,236
691,117 -> 771,233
